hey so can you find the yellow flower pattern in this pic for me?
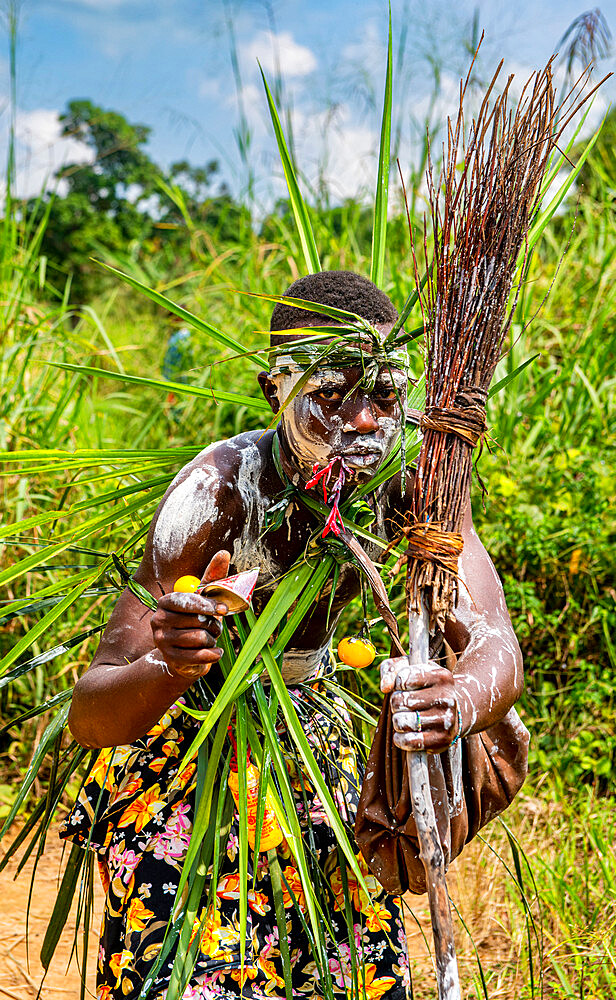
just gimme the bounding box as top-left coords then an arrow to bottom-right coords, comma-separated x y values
117,783 -> 164,833
125,897 -> 155,933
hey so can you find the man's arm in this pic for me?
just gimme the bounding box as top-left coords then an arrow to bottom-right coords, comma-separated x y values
380,498 -> 523,750
67,553 -> 230,749
68,453 -> 238,749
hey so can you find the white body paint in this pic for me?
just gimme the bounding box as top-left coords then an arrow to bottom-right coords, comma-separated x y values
152,442 -> 225,573
448,742 -> 464,817
231,443 -> 284,588
456,560 -> 521,716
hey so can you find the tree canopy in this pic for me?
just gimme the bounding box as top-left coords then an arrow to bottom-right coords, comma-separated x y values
27,100 -> 244,302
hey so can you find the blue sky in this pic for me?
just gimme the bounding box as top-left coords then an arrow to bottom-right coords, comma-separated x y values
2,0 -> 615,207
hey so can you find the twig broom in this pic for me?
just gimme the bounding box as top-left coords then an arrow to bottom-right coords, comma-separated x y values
400,52 -> 608,1000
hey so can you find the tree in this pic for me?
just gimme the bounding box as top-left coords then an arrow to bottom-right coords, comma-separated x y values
27,101 -> 166,301
159,159 -> 251,251
26,101 -> 246,302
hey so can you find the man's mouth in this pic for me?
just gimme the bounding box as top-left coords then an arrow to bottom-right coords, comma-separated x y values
341,446 -> 383,467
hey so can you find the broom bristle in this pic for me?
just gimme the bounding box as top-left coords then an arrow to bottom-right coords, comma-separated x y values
405,53 -> 609,630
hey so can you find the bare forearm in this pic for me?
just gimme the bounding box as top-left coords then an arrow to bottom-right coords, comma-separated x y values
454,622 -> 523,737
68,651 -> 193,748
69,554 -> 230,748
383,611 -> 523,752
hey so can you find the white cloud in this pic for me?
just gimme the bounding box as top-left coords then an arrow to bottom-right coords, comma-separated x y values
228,82 -> 264,120
3,107 -> 93,199
295,103 -> 378,201
198,76 -> 221,101
241,30 -> 317,80
341,21 -> 382,66
249,101 -> 377,210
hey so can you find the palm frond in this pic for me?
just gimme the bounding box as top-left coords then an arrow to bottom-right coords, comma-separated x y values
95,261 -> 261,364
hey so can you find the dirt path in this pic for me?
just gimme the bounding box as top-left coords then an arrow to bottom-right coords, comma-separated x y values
0,827 -> 102,999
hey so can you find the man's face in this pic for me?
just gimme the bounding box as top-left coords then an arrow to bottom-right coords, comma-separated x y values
262,328 -> 407,480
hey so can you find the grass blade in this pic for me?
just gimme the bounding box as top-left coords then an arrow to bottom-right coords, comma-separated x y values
260,66 -> 321,274
40,842 -> 87,970
48,362 -> 269,411
488,354 -> 540,398
248,607 -> 371,897
0,703 -> 70,840
236,697 -> 249,972
94,260 -> 262,364
370,9 -> 393,287
268,849 -> 294,1000
168,561 -> 317,777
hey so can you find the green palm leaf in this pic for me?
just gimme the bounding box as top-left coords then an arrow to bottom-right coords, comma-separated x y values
526,107 -> 606,253
488,354 -> 540,398
0,474 -> 172,541
241,290 -> 364,327
166,707 -> 232,999
41,842 -> 88,971
49,362 -> 269,411
252,681 -> 330,969
0,521 -> 152,673
167,560 -> 323,776
0,702 -> 70,840
94,261 -> 262,364
249,607 -> 371,898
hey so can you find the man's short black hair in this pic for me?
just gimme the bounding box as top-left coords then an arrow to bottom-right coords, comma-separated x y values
270,271 -> 397,343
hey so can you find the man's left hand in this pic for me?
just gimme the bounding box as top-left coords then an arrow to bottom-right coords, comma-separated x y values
380,655 -> 462,752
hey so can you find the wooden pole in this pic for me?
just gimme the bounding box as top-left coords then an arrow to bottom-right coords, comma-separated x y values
408,603 -> 461,1000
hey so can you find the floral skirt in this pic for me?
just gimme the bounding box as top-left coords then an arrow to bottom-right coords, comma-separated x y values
61,674 -> 410,1000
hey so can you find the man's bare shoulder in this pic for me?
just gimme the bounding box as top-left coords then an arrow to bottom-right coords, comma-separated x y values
163,429 -> 273,494
174,429 -> 272,485
145,429 -> 274,581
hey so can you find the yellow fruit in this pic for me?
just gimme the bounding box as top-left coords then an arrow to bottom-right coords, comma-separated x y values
337,636 -> 376,668
173,575 -> 202,593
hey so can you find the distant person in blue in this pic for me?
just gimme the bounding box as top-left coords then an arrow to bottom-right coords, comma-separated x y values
163,325 -> 193,413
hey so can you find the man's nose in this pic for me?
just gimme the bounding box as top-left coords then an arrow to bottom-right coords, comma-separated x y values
342,398 -> 380,434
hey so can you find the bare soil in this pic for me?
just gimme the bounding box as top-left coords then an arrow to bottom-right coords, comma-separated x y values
0,826 -> 103,999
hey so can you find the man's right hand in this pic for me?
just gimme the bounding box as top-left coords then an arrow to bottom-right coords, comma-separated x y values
150,549 -> 231,679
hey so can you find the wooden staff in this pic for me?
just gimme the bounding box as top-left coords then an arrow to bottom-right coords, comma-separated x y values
408,606 -> 461,999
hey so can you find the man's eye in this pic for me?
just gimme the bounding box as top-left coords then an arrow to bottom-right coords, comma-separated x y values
373,389 -> 397,402
315,388 -> 342,401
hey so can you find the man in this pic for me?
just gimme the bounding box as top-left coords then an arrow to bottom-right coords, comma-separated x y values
66,270 -> 523,1000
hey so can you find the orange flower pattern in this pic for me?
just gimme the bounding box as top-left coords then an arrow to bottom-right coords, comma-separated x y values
61,674 -> 411,1000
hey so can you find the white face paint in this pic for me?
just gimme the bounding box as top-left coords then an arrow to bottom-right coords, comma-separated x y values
270,364 -> 405,479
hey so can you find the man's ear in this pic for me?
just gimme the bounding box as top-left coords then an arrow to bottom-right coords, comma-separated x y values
258,371 -> 280,414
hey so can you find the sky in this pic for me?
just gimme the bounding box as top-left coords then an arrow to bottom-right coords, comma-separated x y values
1,0 -> 615,209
